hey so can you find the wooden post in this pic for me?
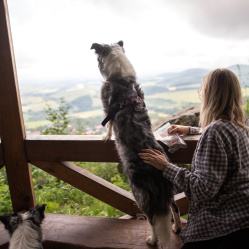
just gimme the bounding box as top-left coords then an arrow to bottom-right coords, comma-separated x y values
0,0 -> 35,211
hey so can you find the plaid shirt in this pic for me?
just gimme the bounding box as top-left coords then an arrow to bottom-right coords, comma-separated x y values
163,120 -> 249,244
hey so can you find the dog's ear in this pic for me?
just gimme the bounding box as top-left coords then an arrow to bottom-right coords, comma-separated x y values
0,213 -> 11,226
31,204 -> 47,223
35,203 -> 47,213
91,43 -> 103,54
117,40 -> 123,47
34,204 -> 47,217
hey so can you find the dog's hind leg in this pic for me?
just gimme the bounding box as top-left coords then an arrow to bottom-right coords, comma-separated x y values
146,213 -> 172,246
146,221 -> 158,245
171,201 -> 182,234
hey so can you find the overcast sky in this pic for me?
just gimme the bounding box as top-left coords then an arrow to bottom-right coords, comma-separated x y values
7,0 -> 249,82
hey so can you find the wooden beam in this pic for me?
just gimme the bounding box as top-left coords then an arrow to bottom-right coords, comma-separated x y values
174,192 -> 189,216
26,135 -> 120,162
0,213 -> 184,249
26,135 -> 199,163
31,161 -> 141,216
0,0 -> 35,212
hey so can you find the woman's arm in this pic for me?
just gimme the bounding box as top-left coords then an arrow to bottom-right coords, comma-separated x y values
139,130 -> 228,203
167,125 -> 201,135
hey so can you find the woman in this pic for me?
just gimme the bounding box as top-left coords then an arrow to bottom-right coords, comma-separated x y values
139,68 -> 249,249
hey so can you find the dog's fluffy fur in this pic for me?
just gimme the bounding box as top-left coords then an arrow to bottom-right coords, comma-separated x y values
0,204 -> 46,249
91,41 -> 182,245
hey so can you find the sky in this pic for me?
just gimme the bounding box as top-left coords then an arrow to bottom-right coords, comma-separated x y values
7,0 -> 249,83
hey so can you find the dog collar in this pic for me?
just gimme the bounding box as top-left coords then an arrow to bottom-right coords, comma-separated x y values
101,93 -> 145,127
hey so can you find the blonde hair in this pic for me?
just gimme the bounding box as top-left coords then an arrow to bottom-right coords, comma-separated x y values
200,68 -> 248,130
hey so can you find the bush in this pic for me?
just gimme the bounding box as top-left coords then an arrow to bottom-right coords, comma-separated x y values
0,162 -> 130,217
33,162 -> 130,217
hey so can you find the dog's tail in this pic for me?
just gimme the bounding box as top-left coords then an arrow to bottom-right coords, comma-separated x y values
154,212 -> 172,245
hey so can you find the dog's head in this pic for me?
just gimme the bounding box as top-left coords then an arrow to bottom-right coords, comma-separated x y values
91,41 -> 136,80
0,204 -> 46,236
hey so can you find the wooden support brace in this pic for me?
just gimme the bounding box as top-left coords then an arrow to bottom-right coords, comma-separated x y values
31,161 -> 141,216
0,0 -> 35,212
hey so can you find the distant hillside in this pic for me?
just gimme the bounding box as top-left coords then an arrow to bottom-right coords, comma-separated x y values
19,64 -> 249,131
141,64 -> 249,95
157,68 -> 210,87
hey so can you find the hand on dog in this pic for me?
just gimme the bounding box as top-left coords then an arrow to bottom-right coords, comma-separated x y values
138,149 -> 170,171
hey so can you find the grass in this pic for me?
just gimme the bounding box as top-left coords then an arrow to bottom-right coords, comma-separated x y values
147,90 -> 201,106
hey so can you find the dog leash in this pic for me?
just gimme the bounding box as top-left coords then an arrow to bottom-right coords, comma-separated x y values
101,93 -> 145,127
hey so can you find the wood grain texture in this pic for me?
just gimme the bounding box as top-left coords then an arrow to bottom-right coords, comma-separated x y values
174,192 -> 189,216
0,213 -> 185,249
0,0 -> 35,212
31,161 -> 141,216
41,214 -> 183,249
26,135 -> 199,163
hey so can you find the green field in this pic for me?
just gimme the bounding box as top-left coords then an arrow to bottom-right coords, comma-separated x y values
22,87 -> 201,130
20,64 -> 248,131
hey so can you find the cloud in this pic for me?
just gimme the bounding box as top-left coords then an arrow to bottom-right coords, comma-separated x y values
91,0 -> 151,17
7,0 -> 249,81
167,0 -> 249,40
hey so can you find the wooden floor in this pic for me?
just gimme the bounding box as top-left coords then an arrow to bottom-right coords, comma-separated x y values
0,213 -> 185,249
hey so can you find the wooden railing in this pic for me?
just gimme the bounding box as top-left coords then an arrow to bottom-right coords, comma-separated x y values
0,135 -> 199,216
0,0 -> 198,217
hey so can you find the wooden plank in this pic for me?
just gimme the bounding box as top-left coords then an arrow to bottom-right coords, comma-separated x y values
0,213 -> 184,249
0,0 -> 35,212
174,192 -> 189,216
26,135 -> 199,163
0,213 -> 185,249
31,161 -> 141,216
26,135 -> 120,162
41,214 -> 183,249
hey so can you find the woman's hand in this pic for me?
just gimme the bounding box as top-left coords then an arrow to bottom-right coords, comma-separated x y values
167,125 -> 190,135
138,149 -> 170,171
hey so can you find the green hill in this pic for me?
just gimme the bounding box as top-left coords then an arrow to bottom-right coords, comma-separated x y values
20,64 -> 249,131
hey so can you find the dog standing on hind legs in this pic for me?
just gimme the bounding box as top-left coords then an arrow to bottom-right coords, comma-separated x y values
0,204 -> 46,249
91,41 -> 182,246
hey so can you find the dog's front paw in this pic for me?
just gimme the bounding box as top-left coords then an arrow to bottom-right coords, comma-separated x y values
146,236 -> 157,245
172,223 -> 182,234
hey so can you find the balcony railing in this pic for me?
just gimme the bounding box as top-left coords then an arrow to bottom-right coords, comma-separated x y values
0,134 -> 200,216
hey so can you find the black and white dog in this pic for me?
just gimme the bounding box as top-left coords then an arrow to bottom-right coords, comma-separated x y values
0,204 -> 46,249
91,41 -> 181,246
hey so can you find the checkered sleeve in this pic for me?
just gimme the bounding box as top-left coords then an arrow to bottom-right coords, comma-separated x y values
245,115 -> 249,126
163,128 -> 228,202
188,126 -> 201,135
